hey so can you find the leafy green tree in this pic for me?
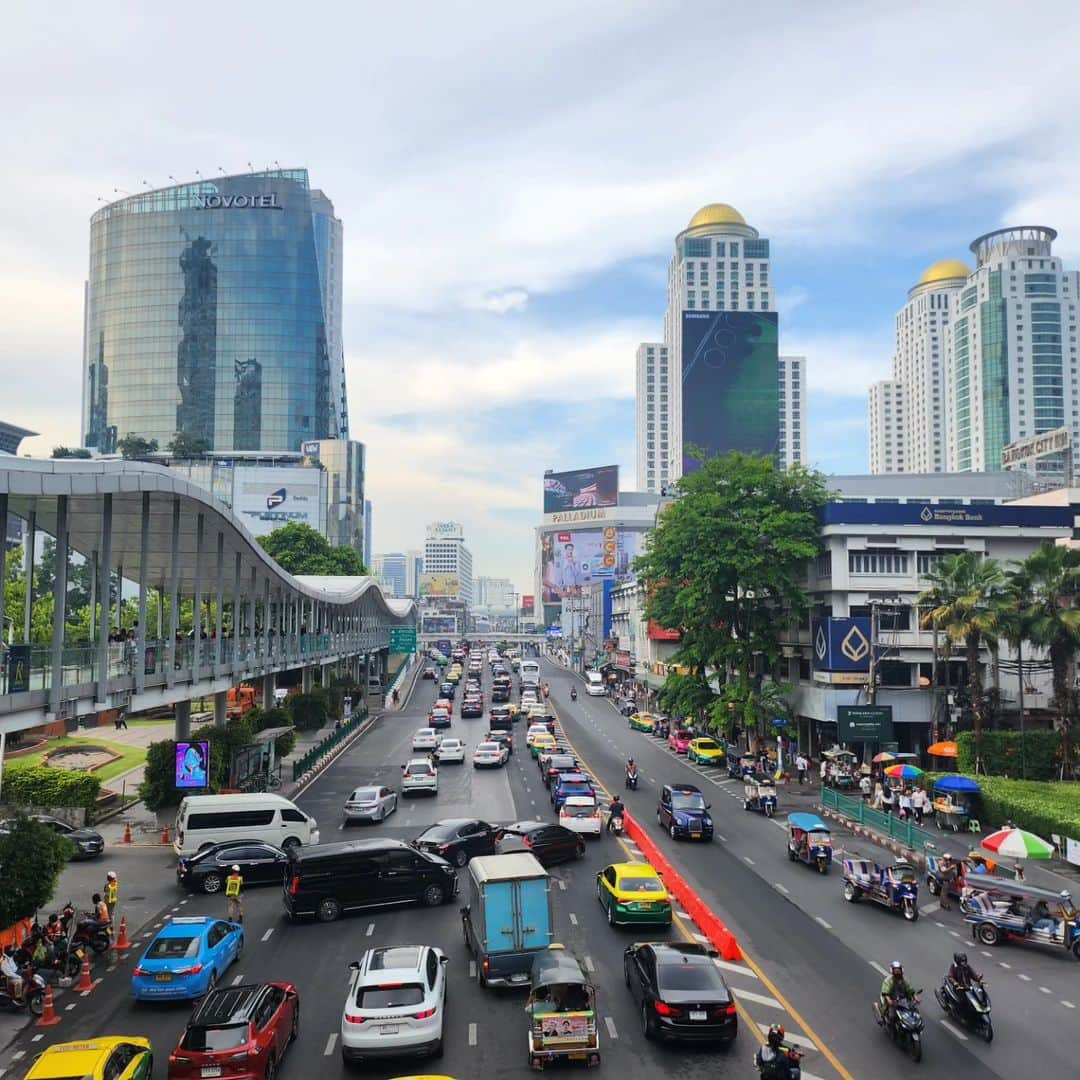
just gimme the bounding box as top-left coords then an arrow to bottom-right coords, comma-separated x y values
117,434 -> 159,459
259,522 -> 367,577
635,452 -> 826,743
166,432 -> 211,459
918,552 -> 1007,770
0,815 -> 74,927
51,446 -> 91,459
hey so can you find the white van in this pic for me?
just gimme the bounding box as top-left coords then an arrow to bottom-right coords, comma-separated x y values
585,671 -> 606,696
173,793 -> 319,857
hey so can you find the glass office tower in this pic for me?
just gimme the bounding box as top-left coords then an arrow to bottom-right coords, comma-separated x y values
82,169 -> 347,454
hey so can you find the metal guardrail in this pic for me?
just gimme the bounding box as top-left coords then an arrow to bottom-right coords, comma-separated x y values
291,708 -> 369,781
820,785 -> 936,853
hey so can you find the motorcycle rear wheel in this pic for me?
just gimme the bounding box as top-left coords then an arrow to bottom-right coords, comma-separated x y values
982,1018 -> 993,1043
907,1031 -> 922,1063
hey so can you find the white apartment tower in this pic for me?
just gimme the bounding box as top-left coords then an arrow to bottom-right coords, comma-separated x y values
867,380 -> 905,473
635,343 -> 671,492
946,226 -> 1080,481
778,355 -> 805,467
423,521 -> 474,605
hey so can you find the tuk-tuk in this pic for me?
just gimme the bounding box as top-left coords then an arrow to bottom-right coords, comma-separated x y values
925,852 -> 1003,900
842,858 -> 919,921
526,946 -> 600,1070
961,877 -> 1080,959
743,776 -> 778,817
729,752 -> 760,780
787,812 -> 832,873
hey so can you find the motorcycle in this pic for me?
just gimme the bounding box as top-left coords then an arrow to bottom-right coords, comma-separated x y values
754,1044 -> 803,1079
625,768 -> 639,790
570,688 -> 578,702
935,977 -> 992,1042
14,936 -> 84,984
873,992 -> 924,1063
607,813 -> 625,836
61,904 -> 110,956
0,967 -> 46,1016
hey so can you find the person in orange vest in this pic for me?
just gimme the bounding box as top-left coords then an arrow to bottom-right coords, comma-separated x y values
225,865 -> 244,924
104,870 -> 119,926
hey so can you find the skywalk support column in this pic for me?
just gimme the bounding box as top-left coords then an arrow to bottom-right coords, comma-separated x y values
214,691 -> 227,728
215,532 -> 224,667
175,699 -> 191,741
166,499 -> 181,689
263,674 -> 275,709
302,666 -> 313,693
47,496 -> 69,718
23,503 -> 35,644
193,514 -> 204,677
96,494 -> 113,707
136,493 -> 150,694
0,495 -> 6,657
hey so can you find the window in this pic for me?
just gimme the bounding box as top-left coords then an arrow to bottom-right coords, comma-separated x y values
683,237 -> 710,258
816,553 -> 832,577
848,551 -> 908,575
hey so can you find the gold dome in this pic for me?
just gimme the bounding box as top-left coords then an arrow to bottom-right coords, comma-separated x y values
687,203 -> 746,230
917,259 -> 971,287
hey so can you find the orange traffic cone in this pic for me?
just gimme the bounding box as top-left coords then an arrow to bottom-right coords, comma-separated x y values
76,954 -> 95,993
122,821 -> 132,844
112,916 -> 131,954
160,823 -> 171,845
35,985 -> 61,1026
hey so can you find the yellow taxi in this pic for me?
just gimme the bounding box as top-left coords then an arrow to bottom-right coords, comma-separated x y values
527,704 -> 548,722
596,862 -> 672,926
445,666 -> 463,684
24,1037 -> 153,1079
628,711 -> 656,733
506,702 -> 521,719
687,737 -> 726,765
529,732 -> 558,759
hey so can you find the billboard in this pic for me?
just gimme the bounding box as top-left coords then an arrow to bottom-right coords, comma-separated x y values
233,467 -> 325,536
419,573 -> 461,598
540,527 -> 643,604
1002,426 -> 1071,468
543,466 -> 619,514
175,742 -> 209,788
837,705 -> 893,742
812,618 -> 872,673
681,311 -> 779,471
422,614 -> 458,635
521,595 -> 535,616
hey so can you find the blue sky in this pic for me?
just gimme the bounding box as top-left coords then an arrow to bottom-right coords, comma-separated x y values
5,2 -> 1080,592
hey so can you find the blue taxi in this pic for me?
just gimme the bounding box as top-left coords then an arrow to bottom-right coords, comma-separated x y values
131,915 -> 243,1001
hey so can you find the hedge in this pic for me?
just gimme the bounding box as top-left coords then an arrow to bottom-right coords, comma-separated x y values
956,730 -> 1078,781
2,764 -> 102,817
287,692 -> 329,732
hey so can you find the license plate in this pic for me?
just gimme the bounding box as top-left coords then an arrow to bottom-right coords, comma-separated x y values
379,1024 -> 399,1035
689,1010 -> 707,1021
155,973 -> 173,982
638,902 -> 654,909
511,972 -> 529,983
201,1068 -> 222,1078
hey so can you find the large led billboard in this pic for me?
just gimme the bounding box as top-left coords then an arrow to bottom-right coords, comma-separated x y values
681,311 -> 779,471
419,573 -> 461,598
232,467 -> 326,536
540,527 -> 642,604
543,466 -> 619,514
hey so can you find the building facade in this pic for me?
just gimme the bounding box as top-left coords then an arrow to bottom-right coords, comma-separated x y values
423,521 -> 473,606
474,576 -> 517,612
778,355 -> 805,467
364,500 -> 373,569
867,380 -> 905,473
375,552 -> 408,598
405,549 -> 424,599
83,169 -> 346,455
635,343 -> 670,492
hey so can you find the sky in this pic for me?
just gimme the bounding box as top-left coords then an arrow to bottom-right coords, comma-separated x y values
4,2 -> 1080,595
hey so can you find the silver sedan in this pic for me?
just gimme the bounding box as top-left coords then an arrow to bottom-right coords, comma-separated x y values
343,785 -> 398,824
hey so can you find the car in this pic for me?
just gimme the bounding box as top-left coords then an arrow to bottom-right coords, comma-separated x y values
412,727 -> 441,750
167,981 -> 298,1079
687,738 -> 725,765
439,681 -> 455,699
131,916 -> 243,1001
461,698 -> 484,719
434,697 -> 454,713
525,722 -> 551,747
429,708 -> 452,730
624,941 -> 737,1044
527,704 -> 548,722
401,759 -> 439,795
495,821 -> 585,866
629,711 -> 657,733
657,783 -> 714,841
489,704 -> 513,723
486,729 -> 513,756
422,667 -> 437,680
551,772 -> 595,808
560,795 -> 602,836
435,737 -> 466,764
541,753 -> 579,788
668,728 -> 693,754
344,785 -> 399,824
445,669 -> 461,684
176,840 -> 289,893
413,819 -> 496,866
596,862 -> 672,926
472,740 -> 509,768
23,1037 -> 153,1080
491,685 -> 510,703
2,814 -> 106,860
340,945 -> 448,1065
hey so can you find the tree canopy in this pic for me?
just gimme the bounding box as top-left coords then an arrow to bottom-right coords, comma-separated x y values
166,432 -> 211,459
0,815 -> 74,927
258,522 -> 367,577
50,446 -> 91,459
117,434 -> 159,459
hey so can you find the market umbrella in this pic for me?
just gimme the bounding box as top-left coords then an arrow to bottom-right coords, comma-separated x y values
884,763 -> 924,781
933,775 -> 980,795
872,752 -> 897,763
927,741 -> 958,758
981,827 -> 1056,860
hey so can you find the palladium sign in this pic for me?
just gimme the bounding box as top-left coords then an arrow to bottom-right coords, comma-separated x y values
193,193 -> 282,210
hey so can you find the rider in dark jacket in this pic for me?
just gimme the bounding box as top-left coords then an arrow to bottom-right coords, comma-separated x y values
947,952 -> 981,990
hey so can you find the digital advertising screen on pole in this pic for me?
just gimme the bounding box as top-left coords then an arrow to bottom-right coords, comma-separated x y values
175,741 -> 209,789
681,311 -> 779,471
543,466 -> 619,514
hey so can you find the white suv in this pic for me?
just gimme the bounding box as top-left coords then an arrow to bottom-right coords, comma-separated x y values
341,944 -> 448,1065
402,759 -> 439,796
412,728 -> 441,751
435,738 -> 465,764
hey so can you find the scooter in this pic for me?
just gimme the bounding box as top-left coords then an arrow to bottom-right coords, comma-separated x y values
935,977 -> 992,1042
607,813 -> 624,836
873,992 -> 924,1063
60,903 -> 110,956
754,1044 -> 803,1079
570,688 -> 577,702
0,968 -> 46,1016
625,768 -> 639,790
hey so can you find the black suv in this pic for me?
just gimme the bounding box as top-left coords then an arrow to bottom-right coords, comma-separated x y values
657,783 -> 714,842
177,840 -> 289,893
283,838 -> 458,922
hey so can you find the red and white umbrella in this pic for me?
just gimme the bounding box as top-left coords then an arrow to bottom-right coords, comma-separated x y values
981,827 -> 1055,860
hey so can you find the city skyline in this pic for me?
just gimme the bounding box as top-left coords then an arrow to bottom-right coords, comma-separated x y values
6,5 -> 1080,592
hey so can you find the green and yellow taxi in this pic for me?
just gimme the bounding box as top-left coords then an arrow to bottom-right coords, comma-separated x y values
687,737 -> 726,765
24,1037 -> 153,1080
596,862 -> 672,926
628,711 -> 657,733
529,731 -> 558,759
445,666 -> 463,684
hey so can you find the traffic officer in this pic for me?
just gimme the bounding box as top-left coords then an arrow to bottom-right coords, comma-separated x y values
104,870 -> 119,925
225,865 -> 244,924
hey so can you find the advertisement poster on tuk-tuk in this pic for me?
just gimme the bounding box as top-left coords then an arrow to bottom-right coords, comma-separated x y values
540,1014 -> 589,1044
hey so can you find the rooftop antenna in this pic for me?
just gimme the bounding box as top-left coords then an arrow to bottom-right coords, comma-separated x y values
168,175 -> 178,183
218,166 -> 226,175
247,161 -> 254,172
194,170 -> 203,180
273,160 -> 281,168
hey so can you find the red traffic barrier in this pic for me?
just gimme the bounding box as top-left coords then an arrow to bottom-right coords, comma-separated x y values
160,824 -> 171,845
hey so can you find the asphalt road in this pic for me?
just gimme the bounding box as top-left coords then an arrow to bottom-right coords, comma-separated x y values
6,658 -> 761,1080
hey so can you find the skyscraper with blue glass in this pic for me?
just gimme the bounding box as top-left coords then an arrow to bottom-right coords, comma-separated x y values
82,169 -> 348,454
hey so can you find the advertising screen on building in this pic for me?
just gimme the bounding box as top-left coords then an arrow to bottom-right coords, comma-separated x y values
232,467 -> 325,536
422,615 -> 458,635
681,311 -> 779,471
543,466 -> 619,514
540,527 -> 642,604
521,595 -> 535,616
419,573 -> 461,598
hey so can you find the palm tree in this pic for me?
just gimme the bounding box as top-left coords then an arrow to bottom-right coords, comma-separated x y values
1010,543 -> 1080,771
918,553 -> 1007,770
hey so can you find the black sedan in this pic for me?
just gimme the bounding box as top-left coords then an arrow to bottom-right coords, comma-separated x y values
412,818 -> 496,867
176,840 -> 289,893
1,815 -> 106,860
461,698 -> 484,718
624,942 -> 738,1044
495,822 -> 585,866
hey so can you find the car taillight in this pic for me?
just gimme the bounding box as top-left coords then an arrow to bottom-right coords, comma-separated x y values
228,1049 -> 251,1060
289,875 -> 300,896
344,1013 -> 366,1024
716,1004 -> 737,1017
170,1055 -> 193,1065
653,1000 -> 683,1017
133,966 -> 147,976
414,1006 -> 437,1019
179,963 -> 204,976
522,835 -> 532,847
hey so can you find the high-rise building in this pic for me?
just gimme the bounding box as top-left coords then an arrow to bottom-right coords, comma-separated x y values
946,226 -> 1080,480
364,500 -> 373,569
475,577 -> 517,611
423,521 -> 473,606
867,380 -> 906,473
778,355 -> 806,467
405,549 -> 424,598
376,552 -> 408,597
867,260 -> 968,474
635,343 -> 671,492
82,169 -> 346,454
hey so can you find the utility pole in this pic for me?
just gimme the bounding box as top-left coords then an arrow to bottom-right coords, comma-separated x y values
1016,637 -> 1026,780
867,600 -> 879,706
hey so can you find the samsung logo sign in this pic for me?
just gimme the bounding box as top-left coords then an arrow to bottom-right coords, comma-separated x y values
193,193 -> 282,210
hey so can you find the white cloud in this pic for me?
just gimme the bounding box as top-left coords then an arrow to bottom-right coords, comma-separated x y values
465,289 -> 530,314
781,331 -> 893,398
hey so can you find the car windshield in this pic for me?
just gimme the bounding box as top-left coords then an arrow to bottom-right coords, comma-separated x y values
619,876 -> 664,893
147,935 -> 199,959
407,763 -> 433,775
477,743 -> 498,752
560,781 -> 591,793
658,962 -> 726,993
674,730 -> 691,739
695,740 -> 719,751
441,740 -> 462,749
356,983 -> 425,1009
564,803 -> 597,817
671,794 -> 707,811
181,1022 -> 249,1052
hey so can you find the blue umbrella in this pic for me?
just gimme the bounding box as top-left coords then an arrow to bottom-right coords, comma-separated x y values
933,776 -> 981,795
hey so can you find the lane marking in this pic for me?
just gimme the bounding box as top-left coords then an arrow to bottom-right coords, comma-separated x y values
261,928 -> 274,942
933,921 -> 945,928
999,962 -> 1011,969
673,909 -> 690,919
744,856 -> 755,865
557,880 -> 566,891
1062,1000 -> 1075,1009
1018,973 -> 1031,982
717,834 -> 728,842
584,955 -> 595,972
981,950 -> 993,958
1039,986 -> 1052,995
323,1033 -> 337,1056
366,923 -> 375,936
713,959 -> 757,978
232,974 -> 243,986
814,916 -> 833,930
469,961 -> 476,978
758,1023 -> 817,1050
692,932 -> 710,943
65,1003 -> 77,1011
869,961 -> 888,976
604,1016 -> 618,1039
736,988 -> 784,1010
940,1019 -> 968,1041
774,883 -> 790,896
569,913 -> 578,925
468,1022 -> 478,1046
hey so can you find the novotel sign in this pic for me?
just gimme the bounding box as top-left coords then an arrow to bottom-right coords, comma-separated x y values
192,193 -> 282,210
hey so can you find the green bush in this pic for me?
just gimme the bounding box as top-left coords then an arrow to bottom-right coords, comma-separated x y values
139,739 -> 180,812
287,692 -> 328,731
248,706 -> 296,758
0,815 -> 75,927
3,764 -> 102,817
956,730 -> 1075,780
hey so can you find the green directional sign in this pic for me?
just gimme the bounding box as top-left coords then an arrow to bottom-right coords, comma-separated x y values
837,705 -> 893,742
389,627 -> 417,653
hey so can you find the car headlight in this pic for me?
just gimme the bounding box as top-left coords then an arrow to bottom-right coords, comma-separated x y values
703,817 -> 712,826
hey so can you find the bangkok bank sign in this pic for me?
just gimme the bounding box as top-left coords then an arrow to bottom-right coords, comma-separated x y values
193,193 -> 282,210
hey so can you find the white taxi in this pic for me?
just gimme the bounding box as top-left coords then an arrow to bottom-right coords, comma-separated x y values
559,794 -> 602,836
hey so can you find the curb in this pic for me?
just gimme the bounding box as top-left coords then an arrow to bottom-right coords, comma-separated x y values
818,806 -> 924,868
286,713 -> 379,796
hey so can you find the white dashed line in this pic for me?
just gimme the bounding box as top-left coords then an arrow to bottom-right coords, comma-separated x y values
468,1022 -> 478,1046
933,921 -> 945,928
743,856 -> 755,865
814,916 -> 832,930
673,909 -> 690,919
736,988 -> 784,1010
557,880 -> 566,891
717,834 -> 727,842
232,974 -> 243,986
981,950 -> 993,957
774,883 -> 790,896
261,928 -> 274,942
65,1003 -> 77,1011
940,1019 -> 968,1041
1018,973 -> 1031,982
999,962 -> 1011,969
692,932 -> 710,944
584,955 -> 595,972
569,913 -> 578,925
869,961 -> 888,976
1040,986 -> 1052,995
604,1016 -> 618,1039
366,923 -> 375,936
1062,1000 -> 1075,1009
323,1033 -> 337,1055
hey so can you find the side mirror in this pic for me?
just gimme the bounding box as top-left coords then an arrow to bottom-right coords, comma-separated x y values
440,955 -> 449,964
706,803 -> 712,810
349,961 -> 360,970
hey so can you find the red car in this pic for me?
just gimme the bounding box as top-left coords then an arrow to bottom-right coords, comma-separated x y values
668,728 -> 693,754
168,981 -> 299,1079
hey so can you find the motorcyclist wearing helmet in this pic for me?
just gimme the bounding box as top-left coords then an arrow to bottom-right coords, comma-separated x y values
626,757 -> 638,777
880,961 -> 918,1027
607,794 -> 625,832
755,1024 -> 800,1077
947,952 -> 982,992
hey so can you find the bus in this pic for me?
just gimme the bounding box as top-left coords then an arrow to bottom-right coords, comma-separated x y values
519,659 -> 541,690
